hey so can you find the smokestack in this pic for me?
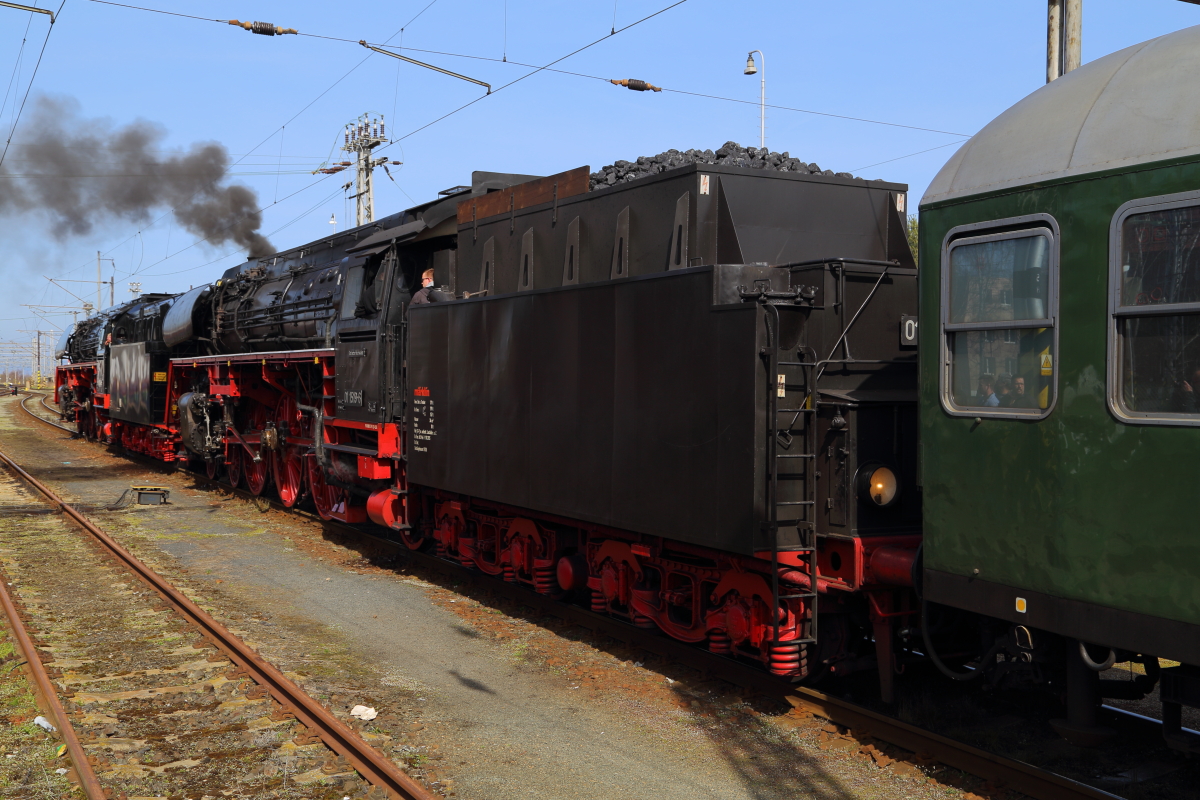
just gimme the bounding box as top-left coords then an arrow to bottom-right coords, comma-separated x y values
0,96 -> 274,258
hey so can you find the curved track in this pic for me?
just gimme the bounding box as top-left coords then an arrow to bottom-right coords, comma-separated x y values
20,392 -> 73,433
14,394 -> 1122,800
4,394 -> 436,800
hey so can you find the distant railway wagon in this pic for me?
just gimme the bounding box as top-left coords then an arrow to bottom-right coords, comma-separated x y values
49,22 -> 1200,752
918,25 -> 1200,747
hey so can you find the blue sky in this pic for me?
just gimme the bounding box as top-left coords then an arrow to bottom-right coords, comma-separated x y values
1,0 -> 1198,347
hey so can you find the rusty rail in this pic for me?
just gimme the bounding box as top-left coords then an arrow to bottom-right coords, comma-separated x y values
0,436 -> 436,800
0,571 -> 107,799
784,688 -> 1121,800
19,393 -> 73,434
12,393 -> 1125,800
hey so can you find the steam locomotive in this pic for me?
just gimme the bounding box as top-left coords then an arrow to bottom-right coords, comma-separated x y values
55,159 -> 922,696
51,21 -> 1200,752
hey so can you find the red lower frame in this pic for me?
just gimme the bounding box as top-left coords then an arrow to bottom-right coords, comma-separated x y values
417,492 -> 920,681
54,357 -> 920,689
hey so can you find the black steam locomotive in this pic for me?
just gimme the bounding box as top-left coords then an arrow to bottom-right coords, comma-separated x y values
55,155 -> 922,694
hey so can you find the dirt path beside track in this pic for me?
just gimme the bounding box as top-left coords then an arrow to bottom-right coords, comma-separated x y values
0,396 -> 977,800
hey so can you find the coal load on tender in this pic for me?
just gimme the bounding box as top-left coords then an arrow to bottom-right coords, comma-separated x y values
588,140 -> 856,190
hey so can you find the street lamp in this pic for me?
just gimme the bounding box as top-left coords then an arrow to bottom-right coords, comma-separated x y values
744,50 -> 765,150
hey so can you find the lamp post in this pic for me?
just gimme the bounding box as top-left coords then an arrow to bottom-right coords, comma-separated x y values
744,50 -> 766,150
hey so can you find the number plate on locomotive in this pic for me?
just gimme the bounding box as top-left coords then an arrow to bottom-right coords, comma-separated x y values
343,390 -> 363,407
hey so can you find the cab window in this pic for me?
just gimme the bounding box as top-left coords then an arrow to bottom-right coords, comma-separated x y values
1111,196 -> 1200,421
941,218 -> 1058,418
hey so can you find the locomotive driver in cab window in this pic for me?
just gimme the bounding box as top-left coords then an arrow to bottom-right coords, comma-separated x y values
410,268 -> 435,307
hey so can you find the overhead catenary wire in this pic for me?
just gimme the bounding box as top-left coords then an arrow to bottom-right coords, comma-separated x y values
0,4 -> 35,134
47,1 -> 399,284
83,0 -> 686,285
0,0 -> 63,170
851,139 -> 967,173
26,0 -> 965,303
381,0 -> 692,145
74,0 -> 969,138
139,184 -> 346,279
132,174 -> 342,278
95,27 -> 412,282
349,43 -> 971,139
0,170 -> 333,177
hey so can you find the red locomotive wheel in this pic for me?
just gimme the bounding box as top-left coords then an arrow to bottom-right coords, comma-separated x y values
205,457 -> 221,481
243,404 -> 272,497
244,452 -> 271,495
274,449 -> 305,507
271,395 -> 307,508
399,524 -> 427,551
306,455 -> 346,521
226,447 -> 243,489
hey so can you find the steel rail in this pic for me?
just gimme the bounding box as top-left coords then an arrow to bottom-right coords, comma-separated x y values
20,393 -> 73,433
784,689 -> 1121,800
179,489 -> 1121,800
0,428 -> 436,800
0,572 -> 107,799
10,396 -> 1127,800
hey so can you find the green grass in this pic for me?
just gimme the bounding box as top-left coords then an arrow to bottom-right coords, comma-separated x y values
0,627 -> 74,797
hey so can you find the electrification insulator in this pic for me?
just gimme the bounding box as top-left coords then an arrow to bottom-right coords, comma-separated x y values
228,19 -> 298,36
339,161 -> 352,166
344,130 -> 349,144
380,121 -> 385,137
610,78 -> 662,92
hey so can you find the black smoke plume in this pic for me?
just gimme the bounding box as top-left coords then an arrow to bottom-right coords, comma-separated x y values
0,96 -> 273,257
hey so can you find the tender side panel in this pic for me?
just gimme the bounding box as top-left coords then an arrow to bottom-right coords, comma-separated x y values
108,342 -> 168,425
408,268 -> 763,555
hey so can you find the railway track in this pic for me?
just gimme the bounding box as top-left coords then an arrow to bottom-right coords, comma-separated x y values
14,394 -> 1126,800
2,394 -> 435,800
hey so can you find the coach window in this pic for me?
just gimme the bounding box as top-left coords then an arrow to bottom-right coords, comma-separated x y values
941,216 -> 1058,419
1110,193 -> 1200,424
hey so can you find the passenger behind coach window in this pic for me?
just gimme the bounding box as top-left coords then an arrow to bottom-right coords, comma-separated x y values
995,375 -> 1014,407
977,373 -> 999,407
1013,376 -> 1027,406
1176,366 -> 1200,413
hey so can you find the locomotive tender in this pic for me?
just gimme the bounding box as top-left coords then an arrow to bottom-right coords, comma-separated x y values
49,21 -> 1200,751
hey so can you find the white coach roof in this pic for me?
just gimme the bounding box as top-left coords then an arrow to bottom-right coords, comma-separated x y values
922,25 -> 1200,207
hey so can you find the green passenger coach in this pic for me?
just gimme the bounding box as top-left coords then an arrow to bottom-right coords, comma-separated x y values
919,24 -> 1200,746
